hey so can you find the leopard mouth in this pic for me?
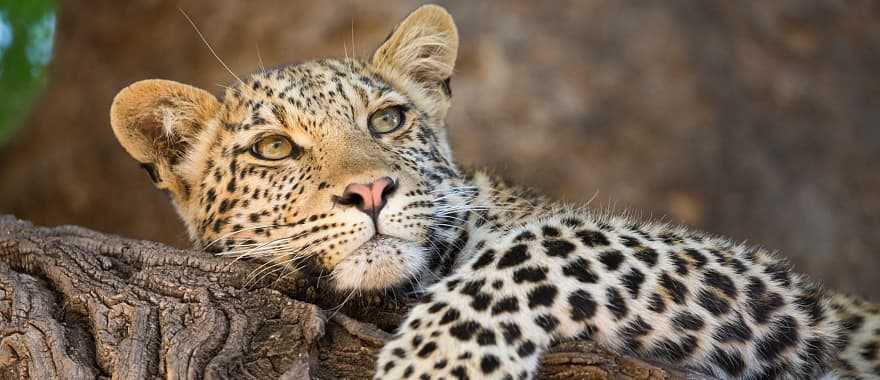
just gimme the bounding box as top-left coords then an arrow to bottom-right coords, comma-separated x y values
354,234 -> 403,252
330,235 -> 428,291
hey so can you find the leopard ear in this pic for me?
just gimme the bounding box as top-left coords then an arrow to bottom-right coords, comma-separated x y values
372,5 -> 459,88
110,79 -> 220,190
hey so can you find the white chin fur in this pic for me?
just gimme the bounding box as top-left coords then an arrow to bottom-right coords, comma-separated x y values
330,236 -> 427,291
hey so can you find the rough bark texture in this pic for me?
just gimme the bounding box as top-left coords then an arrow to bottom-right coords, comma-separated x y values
0,215 -> 673,379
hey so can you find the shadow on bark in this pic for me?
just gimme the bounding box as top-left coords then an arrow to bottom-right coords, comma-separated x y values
0,215 -> 673,379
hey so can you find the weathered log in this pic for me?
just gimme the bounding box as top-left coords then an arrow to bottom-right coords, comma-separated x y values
0,215 -> 673,379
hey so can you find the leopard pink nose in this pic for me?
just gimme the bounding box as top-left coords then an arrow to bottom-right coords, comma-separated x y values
337,177 -> 398,219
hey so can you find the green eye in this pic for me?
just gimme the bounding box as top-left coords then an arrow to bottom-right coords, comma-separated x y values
251,135 -> 298,160
368,106 -> 406,134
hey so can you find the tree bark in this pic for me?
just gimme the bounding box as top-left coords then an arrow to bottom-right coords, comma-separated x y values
0,215 -> 672,379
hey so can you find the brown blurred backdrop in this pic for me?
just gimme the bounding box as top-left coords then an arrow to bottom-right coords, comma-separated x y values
0,1 -> 878,299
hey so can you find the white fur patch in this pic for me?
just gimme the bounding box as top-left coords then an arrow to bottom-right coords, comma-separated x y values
330,236 -> 427,291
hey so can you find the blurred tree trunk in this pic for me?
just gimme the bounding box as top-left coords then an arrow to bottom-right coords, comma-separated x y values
0,215 -> 672,379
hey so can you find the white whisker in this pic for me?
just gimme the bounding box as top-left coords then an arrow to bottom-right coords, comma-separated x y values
179,8 -> 244,86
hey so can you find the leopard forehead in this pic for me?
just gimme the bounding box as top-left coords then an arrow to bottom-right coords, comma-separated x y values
221,59 -> 414,138
174,57 -> 463,285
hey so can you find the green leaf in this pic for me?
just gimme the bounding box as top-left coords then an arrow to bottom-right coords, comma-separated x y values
0,0 -> 57,145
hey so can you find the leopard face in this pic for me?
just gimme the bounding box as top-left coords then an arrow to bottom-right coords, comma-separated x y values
110,6 -> 468,291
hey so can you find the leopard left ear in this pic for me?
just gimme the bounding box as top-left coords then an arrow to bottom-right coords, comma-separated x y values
372,5 -> 459,90
110,79 -> 220,196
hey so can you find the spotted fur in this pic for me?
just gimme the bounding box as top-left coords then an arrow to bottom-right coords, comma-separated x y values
109,5 -> 879,379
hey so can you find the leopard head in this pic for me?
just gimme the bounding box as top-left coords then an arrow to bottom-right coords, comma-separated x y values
109,5 -> 471,291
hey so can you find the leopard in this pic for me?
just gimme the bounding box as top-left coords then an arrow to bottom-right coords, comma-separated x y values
109,5 -> 880,379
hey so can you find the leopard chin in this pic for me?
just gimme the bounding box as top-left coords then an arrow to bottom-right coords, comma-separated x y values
329,235 -> 429,291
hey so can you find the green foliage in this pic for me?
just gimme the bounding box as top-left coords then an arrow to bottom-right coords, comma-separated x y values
0,0 -> 56,145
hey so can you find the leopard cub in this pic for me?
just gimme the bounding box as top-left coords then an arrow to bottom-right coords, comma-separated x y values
110,5 -> 879,379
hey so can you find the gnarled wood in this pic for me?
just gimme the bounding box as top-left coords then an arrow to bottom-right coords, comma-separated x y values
0,215 -> 673,379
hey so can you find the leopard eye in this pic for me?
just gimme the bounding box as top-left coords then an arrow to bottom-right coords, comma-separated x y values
251,135 -> 299,160
368,106 -> 406,134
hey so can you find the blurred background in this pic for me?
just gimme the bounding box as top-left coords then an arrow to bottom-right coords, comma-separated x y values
0,1 -> 877,299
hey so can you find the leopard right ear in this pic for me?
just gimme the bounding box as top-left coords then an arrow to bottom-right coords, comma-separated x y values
372,5 -> 458,90
110,79 -> 220,191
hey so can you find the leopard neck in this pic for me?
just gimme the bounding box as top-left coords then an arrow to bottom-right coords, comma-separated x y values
428,170 -> 551,277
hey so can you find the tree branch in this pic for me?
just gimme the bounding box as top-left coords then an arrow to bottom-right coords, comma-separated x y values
0,215 -> 673,379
